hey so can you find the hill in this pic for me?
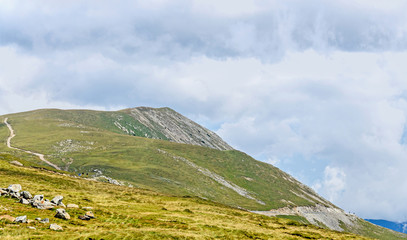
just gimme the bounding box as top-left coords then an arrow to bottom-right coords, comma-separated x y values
366,219 -> 407,234
0,153 -> 373,239
0,107 -> 405,239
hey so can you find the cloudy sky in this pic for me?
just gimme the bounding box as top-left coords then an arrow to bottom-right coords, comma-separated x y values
2,0 -> 407,221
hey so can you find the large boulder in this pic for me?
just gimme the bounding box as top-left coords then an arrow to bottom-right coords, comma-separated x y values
49,223 -> 63,231
32,199 -> 55,210
55,208 -> 70,220
7,184 -> 22,193
15,215 -> 27,223
20,198 -> 30,205
51,195 -> 63,206
21,191 -> 32,199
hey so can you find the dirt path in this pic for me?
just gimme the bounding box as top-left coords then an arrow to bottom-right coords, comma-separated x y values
4,118 -> 61,170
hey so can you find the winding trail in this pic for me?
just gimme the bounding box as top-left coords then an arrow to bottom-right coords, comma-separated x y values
4,118 -> 61,170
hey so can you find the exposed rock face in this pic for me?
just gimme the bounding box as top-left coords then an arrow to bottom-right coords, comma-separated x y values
253,204 -> 358,232
124,107 -> 233,151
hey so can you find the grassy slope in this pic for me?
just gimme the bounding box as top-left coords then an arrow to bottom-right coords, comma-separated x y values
0,110 -> 328,211
0,153 -> 370,240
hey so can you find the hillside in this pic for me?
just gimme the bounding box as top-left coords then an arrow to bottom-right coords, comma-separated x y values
0,107 -> 405,239
0,153 -> 372,239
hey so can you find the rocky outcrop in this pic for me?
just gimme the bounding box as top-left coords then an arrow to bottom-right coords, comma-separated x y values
123,107 -> 233,151
253,204 -> 358,232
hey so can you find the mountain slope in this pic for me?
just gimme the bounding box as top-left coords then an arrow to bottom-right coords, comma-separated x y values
0,153 -> 370,239
0,107 -> 405,239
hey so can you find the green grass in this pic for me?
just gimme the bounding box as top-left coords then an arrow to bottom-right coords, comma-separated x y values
0,154 -> 371,239
0,110 -> 330,211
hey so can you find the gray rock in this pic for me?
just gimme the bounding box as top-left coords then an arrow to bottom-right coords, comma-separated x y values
21,191 -> 32,199
78,215 -> 90,220
66,204 -> 79,209
55,208 -> 70,220
20,198 -> 30,205
32,195 -> 44,202
82,206 -> 93,210
28,226 -> 36,230
40,218 -> 49,223
51,195 -> 63,205
32,200 -> 55,210
59,202 -> 66,208
7,184 -> 22,193
10,191 -> 20,199
0,189 -> 7,196
10,160 -> 23,166
35,218 -> 41,221
15,215 -> 27,223
49,223 -> 63,231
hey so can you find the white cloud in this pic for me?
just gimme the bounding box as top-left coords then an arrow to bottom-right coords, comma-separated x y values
1,0 -> 407,222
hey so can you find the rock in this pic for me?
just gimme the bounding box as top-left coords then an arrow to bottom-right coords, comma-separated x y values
66,204 -> 79,209
20,198 -> 30,205
35,217 -> 41,221
0,189 -> 7,195
55,208 -> 70,220
82,206 -> 93,210
51,195 -> 63,205
32,195 -> 44,202
15,215 -> 27,223
78,215 -> 90,220
28,226 -> 36,230
10,191 -> 20,199
49,223 -> 63,231
27,219 -> 34,224
0,215 -> 16,222
21,191 -> 32,199
40,218 -> 49,223
7,184 -> 22,193
32,200 -> 55,210
85,211 -> 95,219
10,160 -> 23,166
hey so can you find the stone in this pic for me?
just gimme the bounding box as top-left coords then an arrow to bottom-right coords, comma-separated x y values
40,218 -> 49,223
28,226 -> 36,230
55,208 -> 70,220
32,200 -> 55,210
59,202 -> 66,208
85,211 -> 95,219
7,184 -> 22,193
10,191 -> 20,199
0,189 -> 7,195
15,215 -> 27,223
35,218 -> 41,221
51,195 -> 63,205
32,195 -> 44,202
0,215 -> 16,222
20,198 -> 30,205
21,191 -> 32,199
49,223 -> 63,231
27,219 -> 34,224
67,204 -> 79,208
10,160 -> 23,166
82,206 -> 93,210
78,215 -> 90,220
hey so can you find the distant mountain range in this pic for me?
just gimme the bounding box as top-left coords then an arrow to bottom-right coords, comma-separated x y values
366,219 -> 407,234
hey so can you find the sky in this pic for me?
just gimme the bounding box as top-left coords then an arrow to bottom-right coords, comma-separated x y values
1,0 -> 407,222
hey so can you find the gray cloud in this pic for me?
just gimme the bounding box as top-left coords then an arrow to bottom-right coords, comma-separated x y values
1,0 -> 407,222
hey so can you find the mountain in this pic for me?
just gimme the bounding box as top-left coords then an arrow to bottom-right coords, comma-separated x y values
0,153 -> 371,239
0,107 -> 406,239
366,219 -> 407,234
